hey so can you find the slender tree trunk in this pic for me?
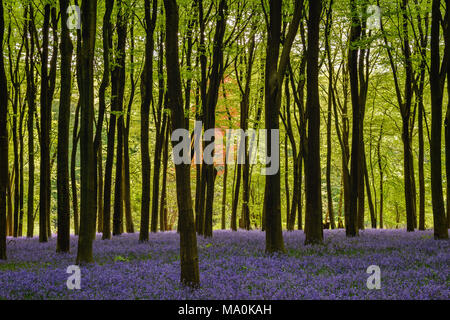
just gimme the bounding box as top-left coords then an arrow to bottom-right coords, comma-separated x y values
0,0 -> 8,260
124,104 -> 134,233
347,0 -> 361,237
39,5 -> 51,243
18,100 -> 24,236
139,0 -> 157,242
418,97 -> 425,230
337,175 -> 344,228
264,0 -> 284,250
71,102 -> 80,236
25,5 -> 36,238
264,0 -> 302,250
112,1 -> 128,237
123,15 -> 136,233
378,122 -> 384,229
72,12 -> 83,237
96,0 -> 114,235
6,170 -> 12,236
447,57 -> 450,229
76,0 -> 98,264
284,135 -> 290,230
150,28 -> 166,233
97,144 -> 103,233
160,119 -> 170,232
196,0 -> 207,235
325,0 -> 335,230
429,0 -> 448,239
221,147 -> 228,230
57,0 -> 73,253
164,0 -> 200,286
203,0 -> 227,238
304,0 -> 323,244
364,151 -> 376,228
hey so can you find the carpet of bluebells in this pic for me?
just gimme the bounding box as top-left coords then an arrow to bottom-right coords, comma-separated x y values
0,229 -> 448,300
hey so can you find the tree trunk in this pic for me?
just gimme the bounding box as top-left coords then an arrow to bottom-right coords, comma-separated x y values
447,57 -> 450,229
429,0 -> 448,239
221,147 -> 228,230
264,0 -> 302,250
0,0 -> 8,260
123,11 -> 136,235
160,119 -> 170,232
6,170 -> 12,236
57,0 -> 73,253
325,0 -> 335,230
25,4 -> 36,238
139,0 -> 157,242
377,122 -> 384,229
304,0 -> 323,244
203,0 -> 227,238
96,0 -> 114,235
347,0 -> 361,237
71,102 -> 80,236
364,151 -> 376,228
39,5 -> 51,243
164,0 -> 200,287
284,135 -> 290,230
76,0 -> 98,264
112,1 -> 128,237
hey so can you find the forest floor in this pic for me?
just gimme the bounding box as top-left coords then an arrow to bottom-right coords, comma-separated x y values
0,229 -> 448,299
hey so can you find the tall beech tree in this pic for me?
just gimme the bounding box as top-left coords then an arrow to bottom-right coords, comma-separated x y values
139,0 -> 157,242
96,0 -> 114,237
379,0 -> 416,232
39,4 -> 52,243
410,0 -> 429,231
163,0 -> 200,286
0,0 -> 8,260
233,29 -> 256,231
57,0 -> 73,253
324,0 -> 335,229
25,3 -> 36,238
347,0 -> 361,237
7,7 -> 25,238
112,0 -> 128,236
429,0 -> 449,240
198,0 -> 228,237
304,0 -> 323,244
76,0 -> 98,264
151,21 -> 167,233
203,0 -> 228,237
72,7 -> 83,236
101,0 -> 115,240
264,0 -> 302,252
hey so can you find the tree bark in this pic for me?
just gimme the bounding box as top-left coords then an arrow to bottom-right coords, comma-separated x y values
112,0 -> 128,237
139,0 -> 157,242
304,0 -> 323,244
25,4 -> 36,238
324,0 -> 335,229
347,0 -> 361,237
160,119 -> 170,231
151,27 -> 167,233
430,0 -> 449,239
203,0 -> 227,238
76,0 -> 98,264
57,0 -> 73,253
96,0 -> 114,235
39,5 -> 51,243
0,0 -> 8,260
164,0 -> 200,287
